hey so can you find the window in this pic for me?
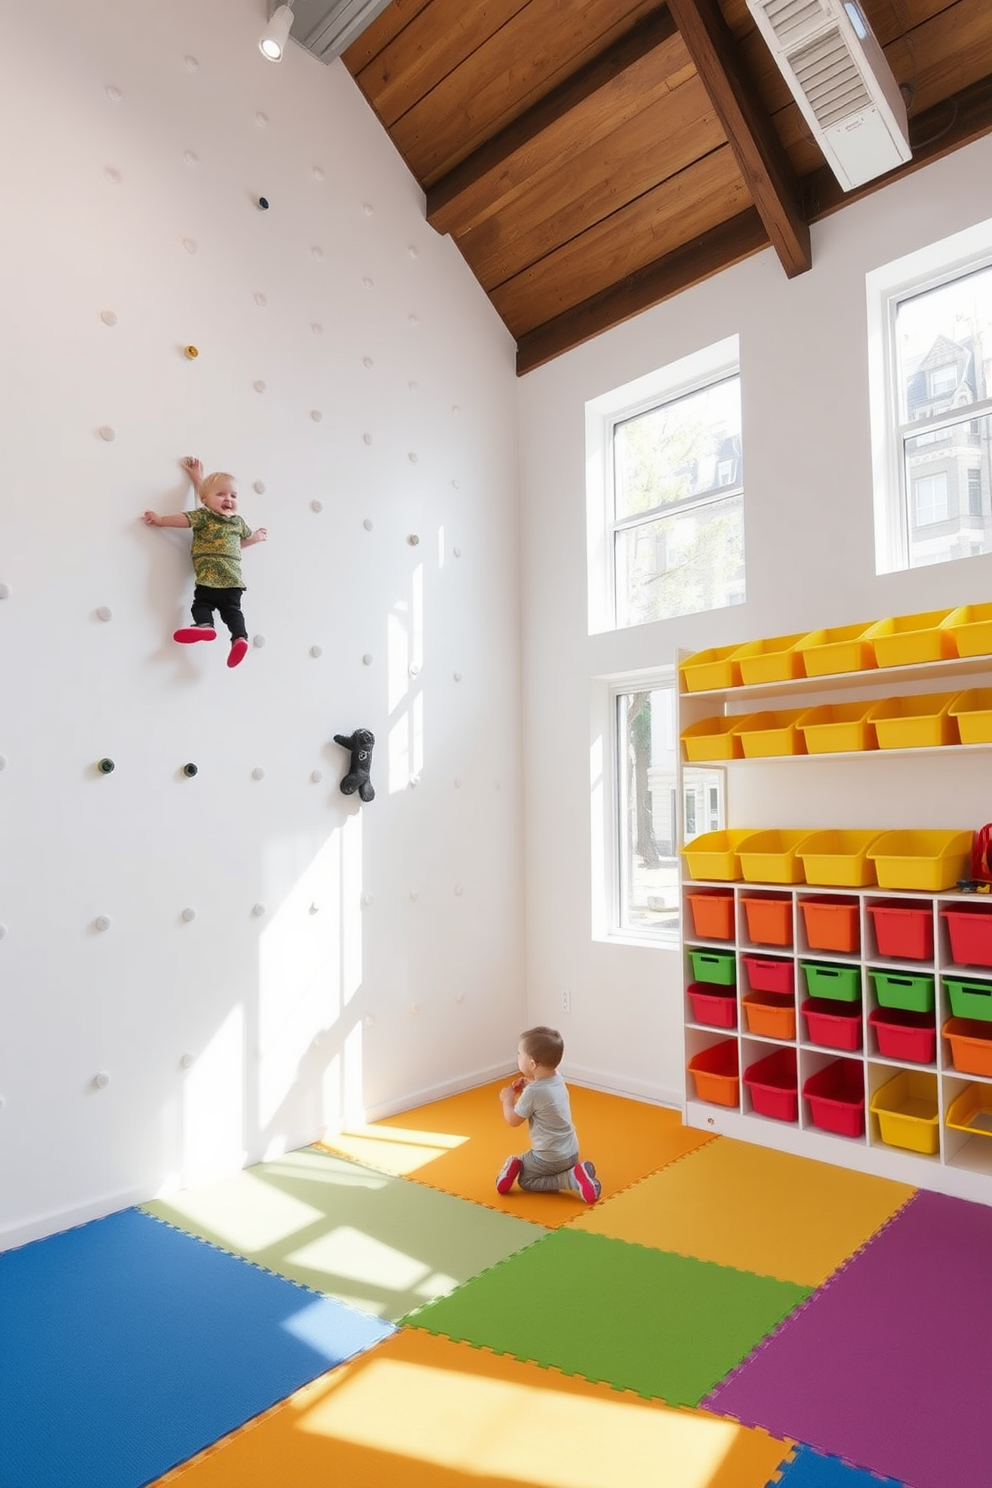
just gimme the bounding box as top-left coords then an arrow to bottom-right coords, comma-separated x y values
613,681 -> 723,940
586,337 -> 744,632
914,472 -> 949,525
868,227 -> 992,572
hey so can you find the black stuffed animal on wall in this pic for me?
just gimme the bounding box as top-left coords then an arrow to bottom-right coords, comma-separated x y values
334,728 -> 375,803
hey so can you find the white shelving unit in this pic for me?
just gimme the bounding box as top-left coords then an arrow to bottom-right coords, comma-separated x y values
678,649 -> 992,1206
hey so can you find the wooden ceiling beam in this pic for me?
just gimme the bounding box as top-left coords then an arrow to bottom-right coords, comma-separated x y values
516,207 -> 769,374
427,7 -> 682,239
664,0 -> 811,277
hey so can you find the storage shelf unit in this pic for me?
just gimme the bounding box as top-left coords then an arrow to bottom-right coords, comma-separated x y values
679,649 -> 992,1206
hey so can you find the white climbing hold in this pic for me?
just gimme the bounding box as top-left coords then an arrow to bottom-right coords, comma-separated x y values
253,481 -> 265,494
100,310 -> 118,327
96,606 -> 113,622
253,634 -> 266,648
253,380 -> 266,393
311,500 -> 323,513
362,654 -> 373,666
181,907 -> 197,922
95,916 -> 112,932
310,770 -> 323,784
362,518 -> 373,531
310,645 -> 322,658
94,1072 -> 111,1089
251,767 -> 265,781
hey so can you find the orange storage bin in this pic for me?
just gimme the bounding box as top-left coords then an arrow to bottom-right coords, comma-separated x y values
742,991 -> 796,1040
685,891 -> 736,941
687,1040 -> 740,1106
741,894 -> 793,946
942,1017 -> 992,1077
800,898 -> 860,954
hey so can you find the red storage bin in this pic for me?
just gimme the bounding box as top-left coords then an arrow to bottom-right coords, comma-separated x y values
687,983 -> 737,1029
800,899 -> 860,954
741,954 -> 795,996
866,902 -> 933,960
868,1007 -> 936,1064
801,997 -> 863,1050
743,1047 -> 798,1122
688,1040 -> 740,1106
803,1059 -> 866,1137
941,908 -> 992,968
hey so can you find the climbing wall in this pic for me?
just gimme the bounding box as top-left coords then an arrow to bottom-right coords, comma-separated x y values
0,0 -> 524,1247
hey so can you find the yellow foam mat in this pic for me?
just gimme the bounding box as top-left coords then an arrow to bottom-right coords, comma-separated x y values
320,1081 -> 713,1225
153,1328 -> 794,1488
570,1136 -> 915,1287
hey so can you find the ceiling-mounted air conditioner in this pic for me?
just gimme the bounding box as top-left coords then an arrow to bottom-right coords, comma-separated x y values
746,0 -> 911,191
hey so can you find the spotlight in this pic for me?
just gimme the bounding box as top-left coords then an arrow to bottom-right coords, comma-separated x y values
260,4 -> 293,61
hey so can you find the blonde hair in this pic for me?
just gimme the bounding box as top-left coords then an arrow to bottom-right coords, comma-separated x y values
519,1026 -> 564,1069
199,471 -> 237,503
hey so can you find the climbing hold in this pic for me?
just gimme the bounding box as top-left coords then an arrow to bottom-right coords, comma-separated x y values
312,245 -> 324,259
182,238 -> 197,254
310,769 -> 323,784
106,85 -> 123,102
95,916 -> 112,932
182,763 -> 198,777
251,767 -> 265,781
362,518 -> 373,531
257,196 -> 269,210
313,166 -> 325,180
253,634 -> 266,648
98,426 -> 116,442
334,729 -> 376,803
0,756 -> 6,770
310,410 -> 323,422
362,356 -> 374,370
94,1072 -> 111,1089
253,380 -> 266,393
0,923 -> 7,937
184,55 -> 199,71
181,907 -> 197,922
184,150 -> 198,166
310,500 -> 323,513
362,276 -> 373,288
453,547 -> 462,558
184,345 -> 199,359
253,481 -> 265,494
407,534 -> 420,546
362,654 -> 373,666
0,584 -> 10,599
311,322 -> 323,336
362,432 -> 372,445
180,1053 -> 196,1069
255,111 -> 268,127
100,310 -> 118,327
453,671 -> 462,682
408,452 -> 418,463
310,645 -> 322,658
97,758 -> 115,774
254,292 -> 267,307
251,903 -> 266,917
96,606 -> 113,621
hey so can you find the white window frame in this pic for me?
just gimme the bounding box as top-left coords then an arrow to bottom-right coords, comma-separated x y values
867,218 -> 992,574
914,471 -> 949,526
585,336 -> 742,634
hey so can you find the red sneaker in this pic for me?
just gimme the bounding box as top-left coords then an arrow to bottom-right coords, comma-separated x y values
174,626 -> 216,643
227,637 -> 249,668
496,1156 -> 522,1195
572,1161 -> 601,1203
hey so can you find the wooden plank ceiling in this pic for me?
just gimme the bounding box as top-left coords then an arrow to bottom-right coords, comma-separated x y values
342,0 -> 992,374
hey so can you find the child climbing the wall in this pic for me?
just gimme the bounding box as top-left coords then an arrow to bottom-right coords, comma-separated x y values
142,457 -> 267,668
496,1026 -> 600,1203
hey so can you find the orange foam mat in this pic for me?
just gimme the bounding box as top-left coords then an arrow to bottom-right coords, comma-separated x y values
571,1135 -> 915,1287
153,1328 -> 794,1488
320,1081 -> 713,1225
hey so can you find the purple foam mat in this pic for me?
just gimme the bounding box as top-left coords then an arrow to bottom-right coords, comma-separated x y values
704,1190 -> 992,1488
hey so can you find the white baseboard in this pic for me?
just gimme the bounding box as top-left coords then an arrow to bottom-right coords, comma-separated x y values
0,1181 -> 159,1253
565,1066 -> 682,1109
341,1061 -> 512,1127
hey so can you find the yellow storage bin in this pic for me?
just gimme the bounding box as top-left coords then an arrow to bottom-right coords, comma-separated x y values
945,1083 -> 992,1138
941,603 -> 992,659
737,830 -> 813,884
866,693 -> 960,750
681,715 -> 753,762
948,690 -> 992,746
866,830 -> 973,892
730,633 -> 808,685
796,703 -> 877,754
796,830 -> 884,887
679,646 -> 742,693
870,1071 -> 939,1154
680,829 -> 753,881
795,623 -> 878,677
864,610 -> 957,668
732,710 -> 808,758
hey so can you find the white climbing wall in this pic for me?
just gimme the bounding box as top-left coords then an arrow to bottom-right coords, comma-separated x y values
0,0 -> 524,1246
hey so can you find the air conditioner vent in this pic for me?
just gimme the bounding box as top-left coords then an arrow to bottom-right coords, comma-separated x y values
791,28 -> 872,127
758,0 -> 831,45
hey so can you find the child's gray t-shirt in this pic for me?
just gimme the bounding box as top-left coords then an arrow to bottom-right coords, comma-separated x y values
514,1072 -> 578,1161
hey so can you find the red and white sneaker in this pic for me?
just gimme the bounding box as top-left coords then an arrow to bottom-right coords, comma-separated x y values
227,637 -> 249,668
496,1156 -> 522,1195
572,1161 -> 601,1203
174,626 -> 216,643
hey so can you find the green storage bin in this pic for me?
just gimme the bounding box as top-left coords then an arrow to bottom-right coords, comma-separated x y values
943,975 -> 992,1024
800,960 -> 861,1002
687,948 -> 736,986
869,968 -> 935,1013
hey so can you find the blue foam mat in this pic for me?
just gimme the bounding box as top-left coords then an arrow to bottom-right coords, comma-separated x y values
0,1207 -> 393,1488
776,1443 -> 908,1487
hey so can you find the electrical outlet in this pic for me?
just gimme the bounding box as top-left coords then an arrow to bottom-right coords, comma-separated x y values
562,988 -> 572,1014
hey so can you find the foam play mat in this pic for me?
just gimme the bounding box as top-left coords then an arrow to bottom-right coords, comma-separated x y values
319,1079 -> 713,1221
149,1328 -> 796,1488
569,1136 -> 915,1286
143,1146 -> 546,1319
403,1227 -> 810,1407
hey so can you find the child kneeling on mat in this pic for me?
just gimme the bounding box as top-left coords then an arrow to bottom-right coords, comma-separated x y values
496,1026 -> 600,1202
143,456 -> 267,669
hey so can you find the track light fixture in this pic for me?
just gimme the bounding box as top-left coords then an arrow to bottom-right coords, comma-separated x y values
260,5 -> 293,61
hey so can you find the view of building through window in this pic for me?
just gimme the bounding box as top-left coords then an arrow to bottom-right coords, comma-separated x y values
617,685 -> 723,937
612,374 -> 745,625
895,264 -> 992,567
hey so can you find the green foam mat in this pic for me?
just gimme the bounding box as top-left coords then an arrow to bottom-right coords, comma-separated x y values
403,1228 -> 810,1407
142,1147 -> 545,1322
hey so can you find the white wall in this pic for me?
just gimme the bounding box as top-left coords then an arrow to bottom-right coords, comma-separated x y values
517,135 -> 992,1106
0,0 -> 524,1247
